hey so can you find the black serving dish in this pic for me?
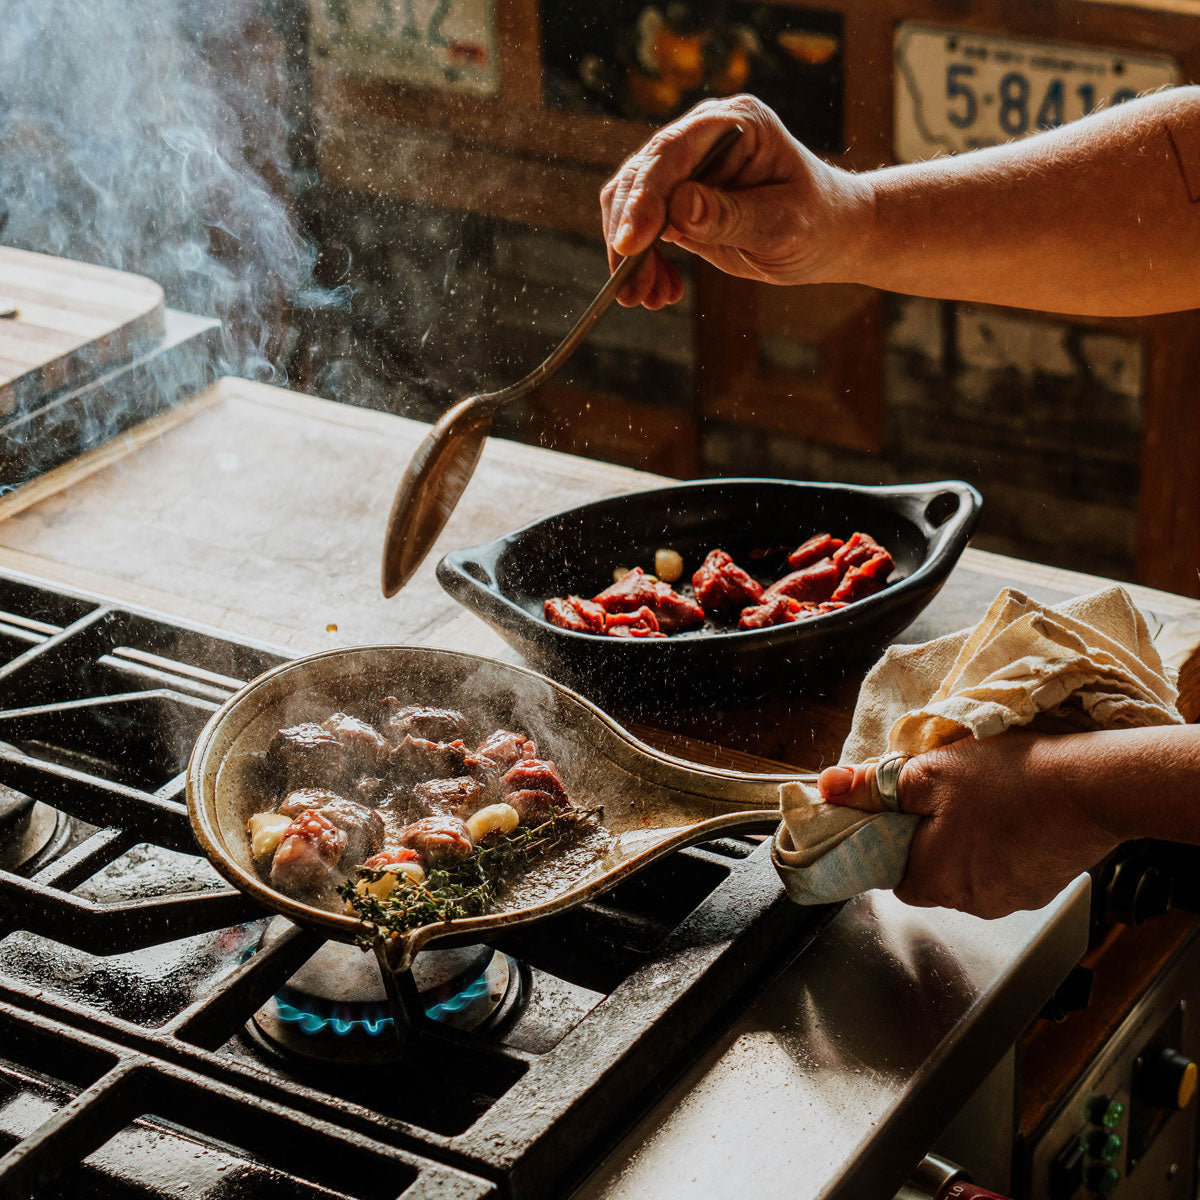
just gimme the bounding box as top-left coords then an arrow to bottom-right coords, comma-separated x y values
437,477 -> 981,701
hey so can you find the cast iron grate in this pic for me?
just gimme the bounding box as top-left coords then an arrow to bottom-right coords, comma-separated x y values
0,567 -> 830,1199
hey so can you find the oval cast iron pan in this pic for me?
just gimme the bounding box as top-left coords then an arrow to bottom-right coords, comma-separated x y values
187,645 -> 810,970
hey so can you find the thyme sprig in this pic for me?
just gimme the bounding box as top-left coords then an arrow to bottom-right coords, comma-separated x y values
339,805 -> 604,947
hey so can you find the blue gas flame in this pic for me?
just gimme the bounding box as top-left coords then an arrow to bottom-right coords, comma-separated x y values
272,969 -> 495,1036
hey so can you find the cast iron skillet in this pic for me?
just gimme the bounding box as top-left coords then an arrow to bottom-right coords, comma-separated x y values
187,645 -> 808,973
437,477 -> 982,699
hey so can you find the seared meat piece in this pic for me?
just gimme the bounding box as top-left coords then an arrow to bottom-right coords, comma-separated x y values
397,815 -> 474,866
832,532 -> 891,574
606,606 -> 665,638
279,788 -> 384,867
831,552 -> 893,602
380,702 -> 466,744
501,758 -> 569,805
388,734 -> 469,783
787,532 -> 844,570
474,729 -> 538,771
355,776 -> 388,806
322,712 -> 388,772
410,775 -> 486,818
504,788 -> 569,825
738,594 -> 805,631
691,550 -> 764,613
764,558 -> 839,604
593,568 -> 704,633
544,595 -> 607,633
265,723 -> 347,790
270,809 -> 346,894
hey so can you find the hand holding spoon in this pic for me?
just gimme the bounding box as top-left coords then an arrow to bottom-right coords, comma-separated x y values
380,124 -> 744,597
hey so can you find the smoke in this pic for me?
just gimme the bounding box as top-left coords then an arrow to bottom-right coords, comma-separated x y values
0,0 -> 345,382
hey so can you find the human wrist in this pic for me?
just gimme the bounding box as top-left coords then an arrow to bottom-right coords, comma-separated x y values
823,165 -> 879,285
1033,731 -> 1141,847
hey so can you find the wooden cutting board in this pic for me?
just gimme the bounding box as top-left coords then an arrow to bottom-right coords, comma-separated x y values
0,246 -> 165,415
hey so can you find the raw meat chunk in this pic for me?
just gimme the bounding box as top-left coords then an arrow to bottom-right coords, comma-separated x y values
738,594 -> 804,630
833,532 -> 891,574
270,809 -> 345,893
692,550 -> 764,612
501,758 -> 570,804
504,788 -> 569,825
265,723 -> 347,790
764,557 -> 839,604
787,533 -> 844,569
322,712 -> 389,772
593,568 -> 704,633
278,788 -> 384,868
606,606 -> 665,638
397,815 -> 474,866
544,595 -> 607,633
831,552 -> 893,602
380,702 -> 466,744
651,585 -> 705,633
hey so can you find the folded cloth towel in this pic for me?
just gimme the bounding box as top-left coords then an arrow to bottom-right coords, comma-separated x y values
771,586 -> 1183,904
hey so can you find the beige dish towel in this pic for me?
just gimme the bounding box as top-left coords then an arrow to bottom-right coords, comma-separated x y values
771,586 -> 1183,904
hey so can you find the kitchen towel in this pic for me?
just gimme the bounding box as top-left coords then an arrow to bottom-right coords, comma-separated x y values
771,586 -> 1183,904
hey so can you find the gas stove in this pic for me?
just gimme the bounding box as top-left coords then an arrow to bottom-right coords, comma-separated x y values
0,568 -> 832,1199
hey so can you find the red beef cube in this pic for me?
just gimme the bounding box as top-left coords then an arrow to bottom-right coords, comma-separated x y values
831,552 -> 893,602
765,557 -> 839,604
787,532 -> 844,569
605,606 -> 665,638
544,595 -> 607,633
833,532 -> 891,574
692,549 -> 764,612
652,585 -> 705,633
593,567 -> 660,614
594,569 -> 703,633
738,594 -> 804,630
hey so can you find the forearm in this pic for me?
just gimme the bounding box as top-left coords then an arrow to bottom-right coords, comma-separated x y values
1037,724 -> 1200,844
844,87 -> 1200,315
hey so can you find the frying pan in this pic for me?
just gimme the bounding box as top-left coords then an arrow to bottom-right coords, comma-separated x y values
187,645 -> 812,980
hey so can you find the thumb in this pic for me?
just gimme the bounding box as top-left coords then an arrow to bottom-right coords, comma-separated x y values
667,181 -> 756,247
819,756 -> 935,816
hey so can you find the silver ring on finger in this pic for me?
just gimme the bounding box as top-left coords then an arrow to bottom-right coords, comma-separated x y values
874,751 -> 913,813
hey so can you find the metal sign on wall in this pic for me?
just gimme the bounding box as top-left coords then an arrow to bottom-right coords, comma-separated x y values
894,22 -> 1181,163
309,0 -> 499,95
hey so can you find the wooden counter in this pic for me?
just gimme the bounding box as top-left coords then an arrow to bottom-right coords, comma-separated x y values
0,376 -> 1196,772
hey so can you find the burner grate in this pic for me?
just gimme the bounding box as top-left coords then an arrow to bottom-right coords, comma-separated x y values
0,567 -> 833,1199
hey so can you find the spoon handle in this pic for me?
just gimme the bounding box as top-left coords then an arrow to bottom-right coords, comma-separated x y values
478,123 -> 744,408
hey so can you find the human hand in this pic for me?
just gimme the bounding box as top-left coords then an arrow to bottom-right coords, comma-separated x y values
817,733 -> 1121,919
600,94 -> 871,308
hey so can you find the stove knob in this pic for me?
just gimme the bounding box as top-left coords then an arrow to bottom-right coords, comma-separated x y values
1105,861 -> 1171,926
1085,1164 -> 1120,1196
1083,1130 -> 1122,1163
1138,1048 -> 1198,1111
1086,1096 -> 1125,1129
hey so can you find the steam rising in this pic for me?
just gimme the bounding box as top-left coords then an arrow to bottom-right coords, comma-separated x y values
0,0 -> 344,380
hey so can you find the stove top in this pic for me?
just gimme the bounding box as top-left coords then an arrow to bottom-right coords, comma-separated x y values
0,569 -> 830,1199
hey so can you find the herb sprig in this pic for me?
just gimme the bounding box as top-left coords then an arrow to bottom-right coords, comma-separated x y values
339,806 -> 603,947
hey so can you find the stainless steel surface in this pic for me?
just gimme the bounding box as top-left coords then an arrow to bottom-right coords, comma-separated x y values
1027,930 -> 1200,1200
379,125 -> 743,597
572,878 -> 1091,1200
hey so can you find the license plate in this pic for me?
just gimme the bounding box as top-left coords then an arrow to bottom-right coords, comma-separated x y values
894,22 -> 1180,163
310,0 -> 498,96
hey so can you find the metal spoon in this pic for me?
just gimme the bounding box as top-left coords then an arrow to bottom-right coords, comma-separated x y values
380,124 -> 744,598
